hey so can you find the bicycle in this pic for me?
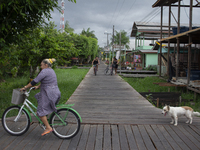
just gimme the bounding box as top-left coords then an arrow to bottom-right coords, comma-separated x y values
93,64 -> 98,76
2,87 -> 82,139
104,65 -> 113,75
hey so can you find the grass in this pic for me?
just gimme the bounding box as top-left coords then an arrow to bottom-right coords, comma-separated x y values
0,68 -> 89,118
122,76 -> 200,112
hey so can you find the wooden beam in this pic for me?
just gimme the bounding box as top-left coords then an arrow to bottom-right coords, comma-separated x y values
185,42 -> 193,47
187,86 -> 200,94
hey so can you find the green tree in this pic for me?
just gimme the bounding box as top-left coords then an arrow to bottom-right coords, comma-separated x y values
64,20 -> 74,33
81,28 -> 97,39
0,0 -> 76,45
0,0 -> 76,79
111,30 -> 130,49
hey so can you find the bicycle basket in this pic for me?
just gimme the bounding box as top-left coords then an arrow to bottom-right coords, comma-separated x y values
11,88 -> 25,105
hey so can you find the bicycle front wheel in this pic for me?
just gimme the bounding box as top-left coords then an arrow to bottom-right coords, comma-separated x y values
2,106 -> 30,136
104,69 -> 110,75
50,108 -> 81,139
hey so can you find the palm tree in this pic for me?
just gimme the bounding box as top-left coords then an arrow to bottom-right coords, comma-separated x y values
111,30 -> 130,49
81,28 -> 97,39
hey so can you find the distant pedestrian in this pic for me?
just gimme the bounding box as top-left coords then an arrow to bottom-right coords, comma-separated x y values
112,57 -> 118,75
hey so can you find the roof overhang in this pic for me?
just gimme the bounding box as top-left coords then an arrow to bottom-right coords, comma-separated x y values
160,27 -> 200,44
152,0 -> 180,8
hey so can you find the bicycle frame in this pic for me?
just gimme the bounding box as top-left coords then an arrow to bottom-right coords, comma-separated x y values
14,98 -> 41,124
14,96 -> 82,126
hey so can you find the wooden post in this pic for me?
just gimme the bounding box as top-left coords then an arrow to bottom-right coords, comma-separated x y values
176,0 -> 181,81
168,88 -> 170,92
159,5 -> 163,77
157,98 -> 159,108
194,92 -> 196,101
167,1 -> 172,77
179,96 -> 182,105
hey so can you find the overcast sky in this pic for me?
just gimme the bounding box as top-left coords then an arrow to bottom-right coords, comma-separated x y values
50,0 -> 200,49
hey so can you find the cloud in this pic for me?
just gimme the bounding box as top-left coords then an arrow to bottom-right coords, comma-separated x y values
50,0 -> 200,48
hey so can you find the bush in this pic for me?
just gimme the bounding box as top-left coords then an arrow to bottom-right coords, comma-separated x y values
72,65 -> 78,69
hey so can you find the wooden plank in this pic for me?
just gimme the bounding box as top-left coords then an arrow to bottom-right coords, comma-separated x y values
124,125 -> 138,150
182,125 -> 200,142
30,130 -> 52,150
111,125 -> 120,150
157,125 -> 181,150
118,125 -> 129,150
177,125 -> 200,149
131,125 -> 147,150
77,124 -> 90,150
189,125 -> 200,135
164,125 -> 190,150
14,124 -> 39,150
144,125 -> 163,150
94,125 -> 103,150
49,126 -> 68,150
85,125 -> 97,150
52,125 -> 72,150
138,125 -> 155,150
194,125 -> 200,131
103,125 -> 111,150
66,125 -> 84,150
151,125 -> 173,150
170,125 -> 199,150
4,124 -> 37,150
40,132 -> 58,150
0,136 -> 18,150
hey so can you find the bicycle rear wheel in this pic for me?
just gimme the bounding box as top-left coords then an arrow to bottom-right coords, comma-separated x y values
2,106 -> 30,136
50,108 -> 81,139
104,68 -> 110,75
95,66 -> 97,76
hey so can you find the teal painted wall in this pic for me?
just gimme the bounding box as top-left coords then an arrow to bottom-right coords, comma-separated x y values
135,46 -> 153,50
146,54 -> 158,67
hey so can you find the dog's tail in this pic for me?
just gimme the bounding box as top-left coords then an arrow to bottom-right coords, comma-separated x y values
193,111 -> 200,116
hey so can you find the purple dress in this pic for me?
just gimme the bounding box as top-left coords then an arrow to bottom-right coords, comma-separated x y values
33,68 -> 61,117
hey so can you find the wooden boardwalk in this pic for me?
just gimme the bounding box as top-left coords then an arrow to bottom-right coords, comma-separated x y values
1,62 -> 200,150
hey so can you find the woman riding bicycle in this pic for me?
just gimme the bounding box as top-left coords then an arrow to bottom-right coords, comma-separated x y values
92,57 -> 100,74
20,58 -> 61,136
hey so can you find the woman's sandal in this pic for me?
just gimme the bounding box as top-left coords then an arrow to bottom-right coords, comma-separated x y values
41,129 -> 53,136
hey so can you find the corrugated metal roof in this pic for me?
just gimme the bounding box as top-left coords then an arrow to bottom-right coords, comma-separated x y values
130,22 -> 175,38
152,0 -> 181,8
130,21 -> 200,38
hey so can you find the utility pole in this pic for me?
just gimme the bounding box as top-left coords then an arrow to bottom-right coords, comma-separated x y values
104,32 -> 111,67
119,32 -> 121,75
104,32 -> 111,46
112,25 -> 115,61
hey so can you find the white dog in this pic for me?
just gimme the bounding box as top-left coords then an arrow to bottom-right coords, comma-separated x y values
162,105 -> 200,126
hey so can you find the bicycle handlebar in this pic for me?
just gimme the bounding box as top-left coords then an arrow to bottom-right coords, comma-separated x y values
24,87 -> 35,97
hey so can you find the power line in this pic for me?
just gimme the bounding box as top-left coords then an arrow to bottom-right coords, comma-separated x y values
138,7 -> 160,23
113,0 -> 125,25
144,7 -> 167,24
119,0 -> 137,26
108,0 -> 120,28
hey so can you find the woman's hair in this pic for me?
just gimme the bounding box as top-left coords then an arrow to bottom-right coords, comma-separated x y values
42,58 -> 56,67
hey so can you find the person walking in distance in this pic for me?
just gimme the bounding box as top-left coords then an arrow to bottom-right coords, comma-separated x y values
112,57 -> 119,75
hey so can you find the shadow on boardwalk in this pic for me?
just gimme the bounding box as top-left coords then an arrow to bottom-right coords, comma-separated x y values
1,62 -> 200,150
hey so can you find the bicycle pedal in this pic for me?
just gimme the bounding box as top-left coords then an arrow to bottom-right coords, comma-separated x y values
39,123 -> 46,130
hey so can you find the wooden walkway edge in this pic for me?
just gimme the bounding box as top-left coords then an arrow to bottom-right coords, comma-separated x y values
1,62 -> 200,150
